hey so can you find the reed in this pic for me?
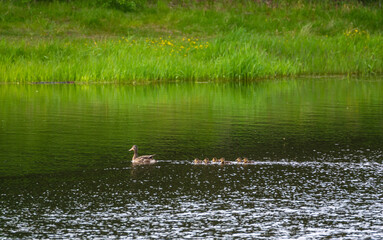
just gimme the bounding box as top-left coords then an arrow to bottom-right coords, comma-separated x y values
0,0 -> 382,82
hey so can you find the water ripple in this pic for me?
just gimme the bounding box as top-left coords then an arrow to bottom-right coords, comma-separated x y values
1,161 -> 382,239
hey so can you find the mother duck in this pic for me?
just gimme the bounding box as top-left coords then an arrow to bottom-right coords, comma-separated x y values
129,145 -> 156,164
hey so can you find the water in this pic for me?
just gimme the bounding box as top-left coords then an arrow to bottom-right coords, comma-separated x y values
0,78 -> 382,238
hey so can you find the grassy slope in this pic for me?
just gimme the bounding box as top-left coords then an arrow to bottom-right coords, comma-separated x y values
0,0 -> 382,82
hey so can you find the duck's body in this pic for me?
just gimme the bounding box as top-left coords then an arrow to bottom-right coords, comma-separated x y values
194,158 -> 202,164
212,157 -> 218,163
236,157 -> 242,163
203,158 -> 210,164
129,145 -> 156,164
220,157 -> 231,165
243,157 -> 254,164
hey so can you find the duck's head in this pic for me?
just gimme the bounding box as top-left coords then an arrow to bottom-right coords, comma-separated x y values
194,158 -> 200,164
243,157 -> 249,163
219,157 -> 225,163
203,158 -> 209,164
236,157 -> 242,163
129,145 -> 137,151
212,157 -> 218,162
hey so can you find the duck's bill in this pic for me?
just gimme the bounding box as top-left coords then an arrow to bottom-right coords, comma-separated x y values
129,147 -> 134,151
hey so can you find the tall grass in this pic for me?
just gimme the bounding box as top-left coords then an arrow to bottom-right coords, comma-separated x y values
0,0 -> 382,82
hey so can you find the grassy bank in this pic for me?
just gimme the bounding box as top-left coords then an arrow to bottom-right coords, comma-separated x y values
0,0 -> 382,82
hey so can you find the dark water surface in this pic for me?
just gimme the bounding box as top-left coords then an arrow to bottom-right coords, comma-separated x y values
0,78 -> 382,238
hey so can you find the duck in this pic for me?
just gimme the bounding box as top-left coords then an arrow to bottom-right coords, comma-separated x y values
211,157 -> 218,163
236,157 -> 242,163
129,145 -> 156,164
220,157 -> 231,165
203,158 -> 210,164
194,158 -> 202,164
243,157 -> 254,164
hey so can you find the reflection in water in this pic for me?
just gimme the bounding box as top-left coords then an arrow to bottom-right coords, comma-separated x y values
0,78 -> 382,238
0,161 -> 382,238
0,78 -> 382,177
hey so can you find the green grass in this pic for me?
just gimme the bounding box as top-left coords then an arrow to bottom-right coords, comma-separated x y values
0,0 -> 382,82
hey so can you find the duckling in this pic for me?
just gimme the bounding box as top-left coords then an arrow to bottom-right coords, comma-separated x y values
236,157 -> 242,163
212,157 -> 218,163
204,158 -> 210,164
243,157 -> 254,164
194,158 -> 202,164
220,157 -> 231,165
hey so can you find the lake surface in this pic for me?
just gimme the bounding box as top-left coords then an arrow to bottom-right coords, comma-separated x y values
0,78 -> 382,238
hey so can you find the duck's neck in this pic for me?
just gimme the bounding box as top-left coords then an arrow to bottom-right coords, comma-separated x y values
132,149 -> 138,160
